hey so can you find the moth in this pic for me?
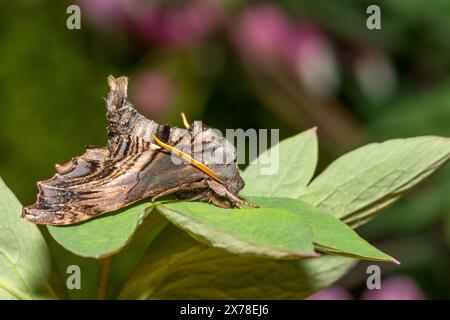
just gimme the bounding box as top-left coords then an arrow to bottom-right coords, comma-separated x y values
22,76 -> 256,226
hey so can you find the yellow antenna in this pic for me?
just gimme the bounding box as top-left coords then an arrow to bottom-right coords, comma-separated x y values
152,134 -> 224,184
181,112 -> 190,129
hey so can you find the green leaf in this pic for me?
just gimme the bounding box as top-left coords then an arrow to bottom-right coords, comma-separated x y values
119,224 -> 355,299
156,202 -> 317,259
0,177 -> 58,299
251,197 -> 398,263
241,128 -> 318,198
299,136 -> 450,227
108,214 -> 168,299
43,229 -> 99,300
123,134 -> 449,299
47,202 -> 153,258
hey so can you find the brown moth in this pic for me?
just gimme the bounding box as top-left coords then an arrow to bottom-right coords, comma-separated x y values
22,76 -> 255,226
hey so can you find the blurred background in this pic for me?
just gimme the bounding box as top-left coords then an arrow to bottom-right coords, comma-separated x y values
1,0 -> 449,299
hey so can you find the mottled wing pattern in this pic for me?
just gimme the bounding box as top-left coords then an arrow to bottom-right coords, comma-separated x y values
22,75 -> 248,225
23,136 -> 138,225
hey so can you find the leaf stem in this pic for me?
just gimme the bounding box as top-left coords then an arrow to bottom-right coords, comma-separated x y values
96,256 -> 112,300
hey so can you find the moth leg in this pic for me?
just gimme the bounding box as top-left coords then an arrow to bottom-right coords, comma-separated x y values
151,180 -> 208,202
206,180 -> 259,208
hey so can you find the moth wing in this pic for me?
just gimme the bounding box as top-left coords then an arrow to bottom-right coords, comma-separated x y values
22,136 -> 152,225
22,134 -> 208,225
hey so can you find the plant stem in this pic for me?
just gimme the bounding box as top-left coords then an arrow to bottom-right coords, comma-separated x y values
96,256 -> 112,300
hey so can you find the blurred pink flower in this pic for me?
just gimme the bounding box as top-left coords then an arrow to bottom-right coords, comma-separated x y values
288,23 -> 339,99
361,275 -> 425,300
307,286 -> 353,300
123,0 -> 223,48
130,72 -> 175,117
232,4 -> 293,63
232,4 -> 338,98
78,0 -> 125,31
